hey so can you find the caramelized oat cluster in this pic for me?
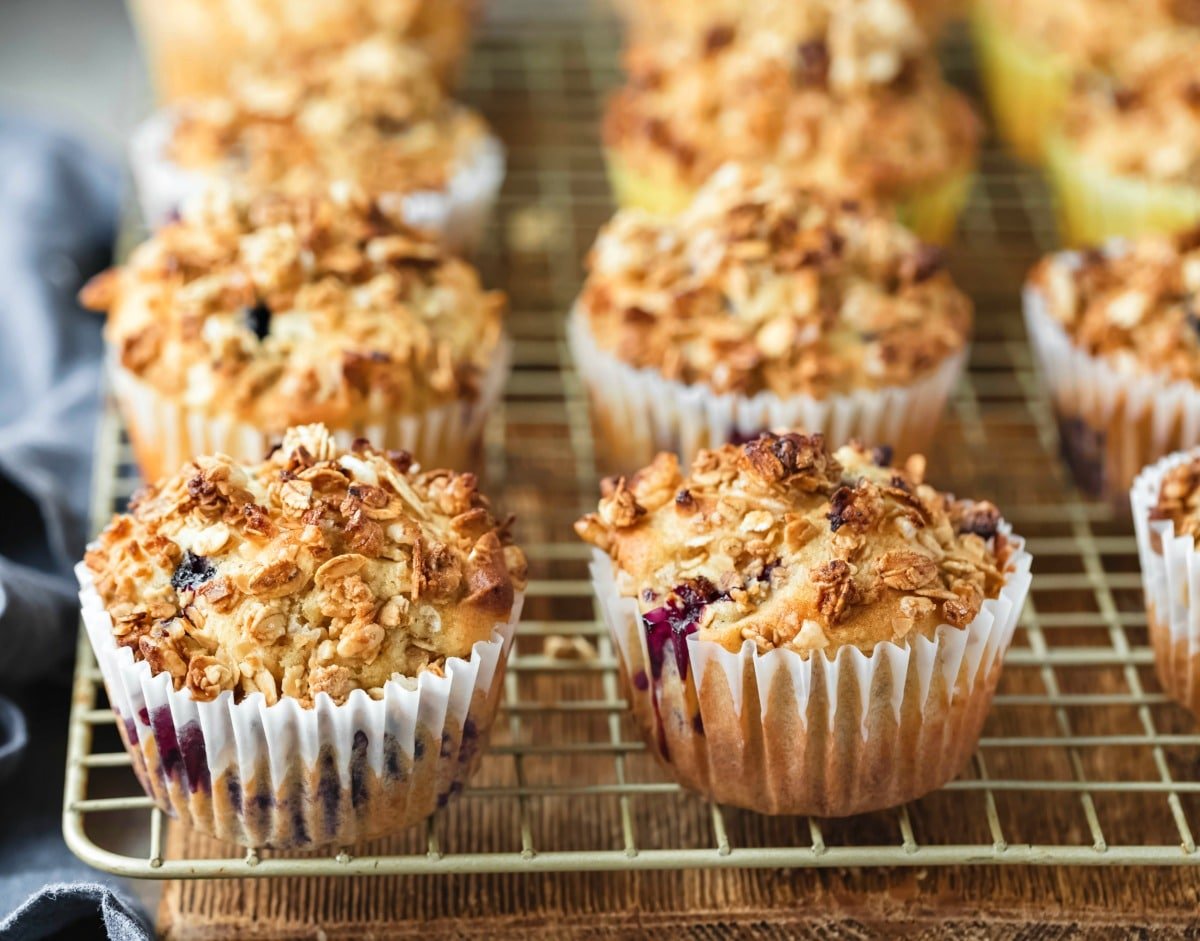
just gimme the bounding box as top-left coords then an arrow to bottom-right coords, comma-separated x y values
1028,228 -> 1200,383
579,166 -> 972,396
576,431 -> 1010,658
165,35 -> 490,196
85,424 -> 527,706
603,26 -> 978,199
1150,456 -> 1200,539
1059,34 -> 1200,185
81,185 -> 506,425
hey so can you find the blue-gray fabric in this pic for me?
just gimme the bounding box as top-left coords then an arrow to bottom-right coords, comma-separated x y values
0,116 -> 151,940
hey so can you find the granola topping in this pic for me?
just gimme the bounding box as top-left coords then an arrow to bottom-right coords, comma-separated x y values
80,185 -> 506,426
576,431 -> 1011,657
85,424 -> 527,707
1028,229 -> 1200,384
1150,455 -> 1200,539
579,166 -> 972,397
165,35 -> 490,198
604,27 -> 979,199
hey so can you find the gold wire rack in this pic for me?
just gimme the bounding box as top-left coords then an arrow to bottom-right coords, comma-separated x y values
60,1 -> 1200,879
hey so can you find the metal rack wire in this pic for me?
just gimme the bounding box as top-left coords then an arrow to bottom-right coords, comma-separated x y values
61,1 -> 1200,878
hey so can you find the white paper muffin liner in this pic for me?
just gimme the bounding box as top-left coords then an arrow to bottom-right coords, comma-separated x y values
108,337 -> 510,481
1024,271 -> 1200,503
588,524 -> 1031,817
77,561 -> 522,849
567,305 -> 967,474
1132,449 -> 1200,716
128,109 -> 506,253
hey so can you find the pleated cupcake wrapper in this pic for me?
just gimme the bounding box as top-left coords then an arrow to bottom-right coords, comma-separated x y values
108,337 -> 510,481
567,305 -> 966,473
602,149 -> 974,245
1045,133 -> 1200,247
968,2 -> 1068,163
1023,278 -> 1200,504
128,109 -> 506,254
77,561 -> 523,849
589,531 -> 1032,817
1132,450 -> 1200,716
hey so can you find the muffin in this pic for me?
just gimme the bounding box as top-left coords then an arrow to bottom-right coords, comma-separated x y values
576,431 -> 1031,816
969,0 -> 1200,163
77,423 -> 527,848
80,185 -> 509,482
1024,229 -> 1200,504
1046,34 -> 1200,246
602,14 -> 980,243
129,36 -> 503,253
569,165 -> 973,473
127,0 -> 478,100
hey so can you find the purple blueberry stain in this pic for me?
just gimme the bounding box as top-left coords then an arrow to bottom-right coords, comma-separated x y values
317,749 -> 342,835
350,731 -> 370,809
692,714 -> 705,736
150,707 -> 183,782
225,775 -> 243,815
171,550 -> 216,592
383,733 -> 403,779
632,669 -> 649,691
177,722 -> 211,793
243,299 -> 272,341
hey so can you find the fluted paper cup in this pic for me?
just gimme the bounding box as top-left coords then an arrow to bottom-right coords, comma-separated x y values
588,526 -> 1031,817
568,305 -> 966,474
109,337 -> 510,481
1132,449 -> 1200,716
129,109 -> 506,252
78,561 -> 522,849
1023,275 -> 1200,506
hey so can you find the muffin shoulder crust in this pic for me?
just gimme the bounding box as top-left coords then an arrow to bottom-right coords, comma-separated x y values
576,431 -> 1011,659
80,185 -> 506,428
603,23 -> 979,200
1028,227 -> 1200,384
165,36 -> 489,196
579,166 -> 972,397
84,424 -> 527,707
1150,455 -> 1200,539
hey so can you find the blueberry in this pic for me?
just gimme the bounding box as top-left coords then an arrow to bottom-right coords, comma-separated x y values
243,300 -> 271,341
171,550 -> 216,592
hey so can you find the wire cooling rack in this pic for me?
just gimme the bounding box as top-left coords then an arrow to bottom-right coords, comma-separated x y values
62,2 -> 1200,878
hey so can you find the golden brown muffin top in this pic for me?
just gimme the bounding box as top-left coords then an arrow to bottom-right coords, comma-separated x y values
1150,454 -> 1200,539
1027,228 -> 1200,384
603,29 -> 979,199
576,432 -> 1011,660
165,36 -> 490,196
578,166 -> 972,397
982,0 -> 1200,69
1058,34 -> 1200,186
80,185 -> 506,428
85,424 -> 527,707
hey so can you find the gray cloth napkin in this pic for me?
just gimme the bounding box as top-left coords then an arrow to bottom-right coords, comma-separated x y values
0,116 -> 151,940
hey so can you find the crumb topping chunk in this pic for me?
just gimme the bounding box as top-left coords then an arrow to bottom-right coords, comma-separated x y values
1028,228 -> 1200,384
85,424 -> 527,707
579,166 -> 972,397
165,35 -> 490,197
603,25 -> 979,200
1150,456 -> 1200,539
80,185 -> 506,426
576,431 -> 1011,658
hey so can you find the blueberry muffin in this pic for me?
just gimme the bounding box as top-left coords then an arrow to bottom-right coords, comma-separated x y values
602,15 -> 980,242
78,423 -> 527,848
1024,228 -> 1200,503
127,0 -> 479,100
569,165 -> 972,472
1133,451 -> 1200,718
130,35 -> 503,251
1046,33 -> 1200,245
80,184 -> 508,481
577,431 -> 1031,816
970,0 -> 1200,162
